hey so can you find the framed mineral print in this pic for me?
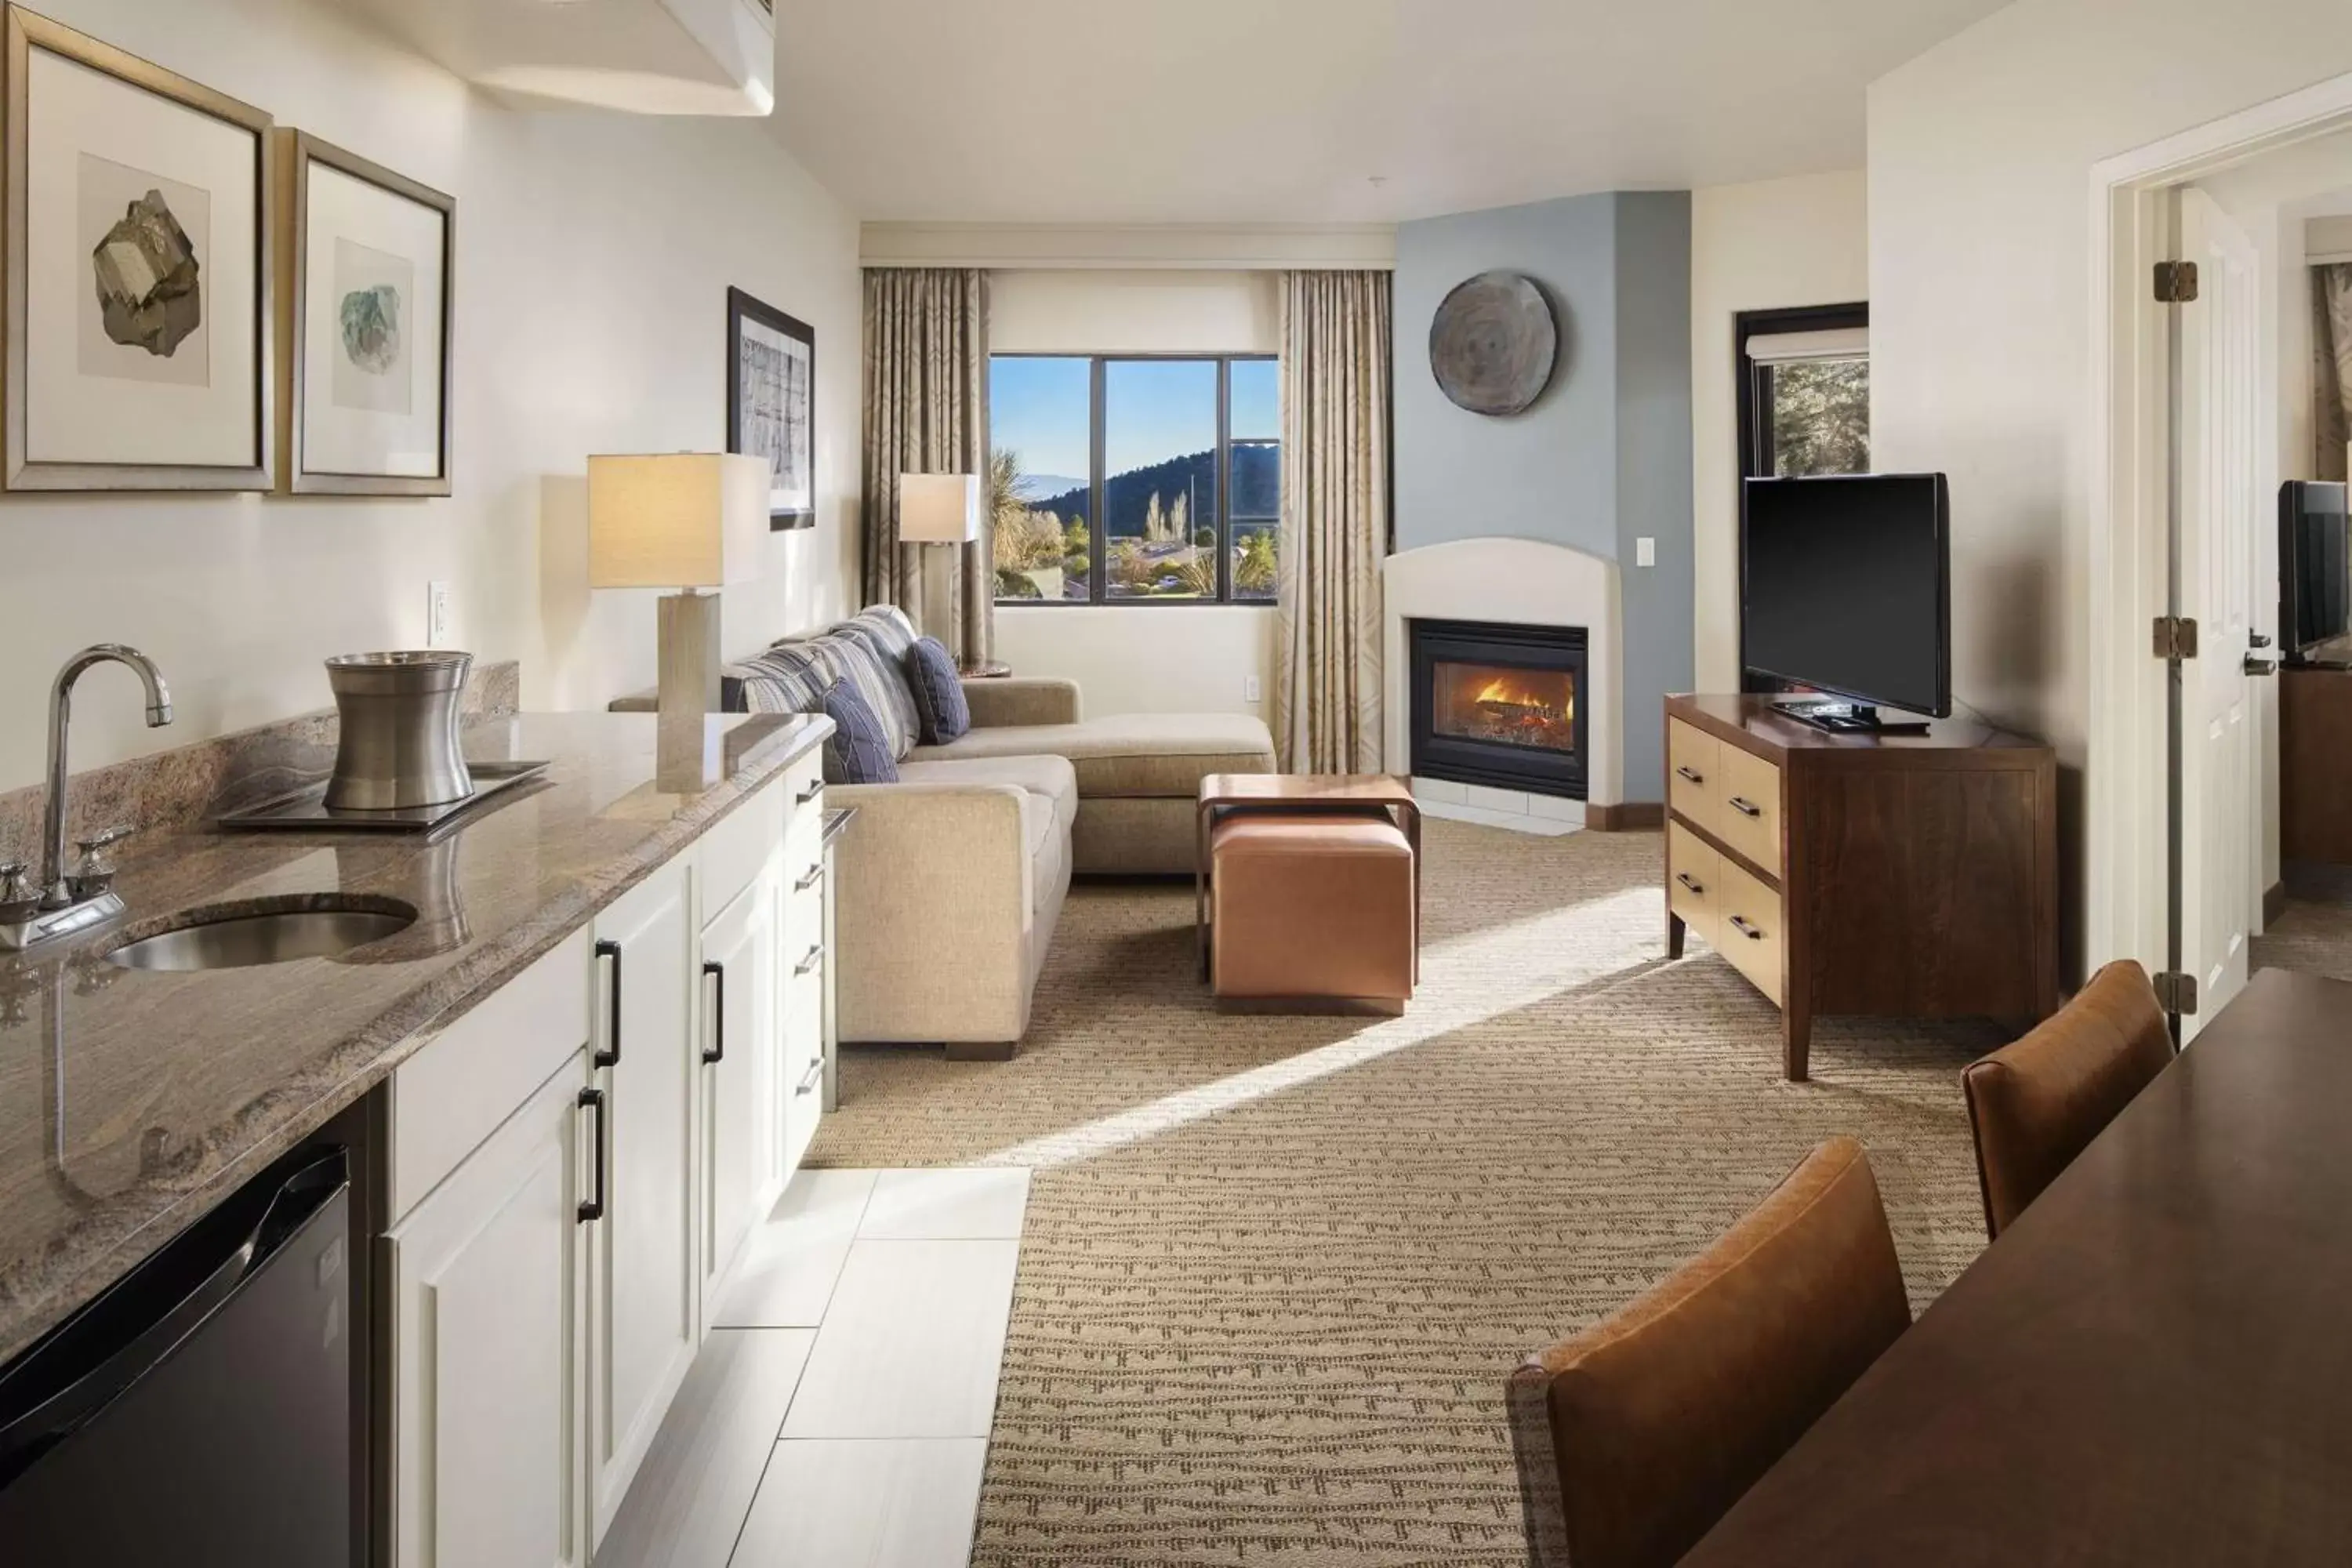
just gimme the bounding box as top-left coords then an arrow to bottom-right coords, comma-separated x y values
3,6 -> 275,490
285,131 -> 453,495
727,285 -> 815,529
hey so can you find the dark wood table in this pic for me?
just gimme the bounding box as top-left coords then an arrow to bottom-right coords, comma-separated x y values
1682,966 -> 2352,1566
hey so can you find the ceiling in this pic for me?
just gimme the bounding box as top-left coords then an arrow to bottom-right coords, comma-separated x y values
773,0 -> 2009,225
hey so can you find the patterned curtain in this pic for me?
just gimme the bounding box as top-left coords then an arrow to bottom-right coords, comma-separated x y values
1275,270 -> 1392,773
2315,264 -> 2352,483
861,268 -> 992,664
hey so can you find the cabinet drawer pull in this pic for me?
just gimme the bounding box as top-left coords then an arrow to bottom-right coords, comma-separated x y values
1729,797 -> 1763,819
793,862 -> 824,895
593,938 -> 623,1069
1675,765 -> 1704,785
1728,915 -> 1766,941
702,960 -> 725,1065
1675,871 -> 1704,895
577,1087 -> 608,1224
793,1059 -> 822,1098
795,781 -> 824,806
793,943 -> 824,978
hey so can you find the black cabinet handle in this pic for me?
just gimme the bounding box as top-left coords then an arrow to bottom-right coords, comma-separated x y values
577,1087 -> 608,1224
1728,915 -> 1765,941
1675,871 -> 1704,895
1675,765 -> 1704,785
793,862 -> 825,894
593,938 -> 622,1068
702,960 -> 725,1065
795,781 -> 824,806
793,943 -> 823,978
1730,797 -> 1763,819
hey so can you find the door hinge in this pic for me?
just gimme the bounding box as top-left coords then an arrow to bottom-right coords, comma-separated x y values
2152,615 -> 2199,661
2154,260 -> 2200,303
2153,971 -> 2199,1015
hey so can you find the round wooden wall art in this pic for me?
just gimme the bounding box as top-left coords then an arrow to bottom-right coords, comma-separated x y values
1428,270 -> 1559,416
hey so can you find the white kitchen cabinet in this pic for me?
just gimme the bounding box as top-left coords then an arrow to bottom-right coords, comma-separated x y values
698,859 -> 782,1311
386,1047 -> 592,1568
779,826 -> 829,1174
587,858 -> 698,1548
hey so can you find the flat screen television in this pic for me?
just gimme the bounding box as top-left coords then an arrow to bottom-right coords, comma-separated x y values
2279,480 -> 2350,665
1742,473 -> 1951,731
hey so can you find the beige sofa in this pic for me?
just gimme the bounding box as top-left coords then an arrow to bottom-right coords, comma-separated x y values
615,607 -> 1274,1053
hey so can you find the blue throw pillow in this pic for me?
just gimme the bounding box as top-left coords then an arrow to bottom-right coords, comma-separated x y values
818,681 -> 899,784
904,637 -> 971,746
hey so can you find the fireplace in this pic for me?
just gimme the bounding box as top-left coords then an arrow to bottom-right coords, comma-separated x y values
1409,618 -> 1588,798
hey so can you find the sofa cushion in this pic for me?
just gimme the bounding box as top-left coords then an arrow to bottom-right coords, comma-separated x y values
893,753 -> 1080,845
733,610 -> 922,760
820,681 -> 900,784
909,713 -> 1276,797
815,606 -> 925,753
904,637 -> 972,745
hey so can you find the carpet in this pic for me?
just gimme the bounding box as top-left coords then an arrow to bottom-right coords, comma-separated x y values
807,820 -> 2003,1566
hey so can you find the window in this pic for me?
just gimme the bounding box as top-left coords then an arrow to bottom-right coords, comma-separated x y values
990,354 -> 1279,604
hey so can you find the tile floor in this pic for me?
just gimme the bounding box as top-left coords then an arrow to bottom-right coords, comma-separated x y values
597,1165 -> 1029,1568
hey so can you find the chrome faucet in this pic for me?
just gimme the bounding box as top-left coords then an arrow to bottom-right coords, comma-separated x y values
0,645 -> 172,952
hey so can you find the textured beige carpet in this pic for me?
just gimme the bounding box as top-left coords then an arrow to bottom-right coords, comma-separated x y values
808,821 -> 2003,1566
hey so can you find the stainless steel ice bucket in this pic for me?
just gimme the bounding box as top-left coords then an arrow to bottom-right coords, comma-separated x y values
323,652 -> 474,811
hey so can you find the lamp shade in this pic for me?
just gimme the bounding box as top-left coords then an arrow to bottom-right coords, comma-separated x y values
898,474 -> 982,543
587,452 -> 768,590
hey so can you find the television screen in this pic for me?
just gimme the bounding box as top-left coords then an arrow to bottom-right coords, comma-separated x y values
1743,474 -> 1951,718
2280,481 -> 2349,661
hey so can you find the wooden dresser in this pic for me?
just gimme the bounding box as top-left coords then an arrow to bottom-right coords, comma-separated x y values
1664,694 -> 2060,1080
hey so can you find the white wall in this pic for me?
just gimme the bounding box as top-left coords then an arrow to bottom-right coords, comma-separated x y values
987,268 -> 1278,720
1688,170 -> 1869,691
0,0 -> 861,791
1867,0 -> 2352,967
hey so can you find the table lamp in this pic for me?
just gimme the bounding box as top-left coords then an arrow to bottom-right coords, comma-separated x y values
590,452 -> 767,792
898,473 -> 981,649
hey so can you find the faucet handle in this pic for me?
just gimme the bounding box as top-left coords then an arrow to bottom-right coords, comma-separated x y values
67,825 -> 134,901
0,860 -> 31,913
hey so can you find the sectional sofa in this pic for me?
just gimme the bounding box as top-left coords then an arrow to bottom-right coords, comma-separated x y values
617,606 -> 1276,1053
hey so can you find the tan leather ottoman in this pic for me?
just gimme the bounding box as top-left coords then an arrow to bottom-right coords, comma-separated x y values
1208,811 -> 1417,1014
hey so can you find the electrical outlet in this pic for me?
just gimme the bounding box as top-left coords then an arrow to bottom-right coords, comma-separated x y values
1243,675 -> 1262,703
1635,536 -> 1656,568
426,581 -> 452,648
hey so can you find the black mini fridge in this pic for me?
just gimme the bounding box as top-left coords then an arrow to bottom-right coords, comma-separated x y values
0,1144 -> 352,1566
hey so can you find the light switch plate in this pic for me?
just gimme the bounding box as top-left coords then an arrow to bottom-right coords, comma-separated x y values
1635,537 -> 1656,568
426,581 -> 452,647
1243,675 -> 1262,703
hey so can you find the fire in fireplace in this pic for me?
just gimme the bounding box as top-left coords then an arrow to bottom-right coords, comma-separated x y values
1409,618 -> 1588,797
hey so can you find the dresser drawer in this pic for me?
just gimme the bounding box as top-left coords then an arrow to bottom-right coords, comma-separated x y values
1715,856 -> 1785,1007
1667,821 -> 1721,948
1716,743 -> 1784,878
1668,720 -> 1721,837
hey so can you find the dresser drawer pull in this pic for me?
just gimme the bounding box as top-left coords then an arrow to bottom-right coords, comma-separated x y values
1728,915 -> 1766,941
1729,797 -> 1763,818
793,943 -> 824,978
795,781 -> 824,806
1675,871 -> 1704,895
793,1059 -> 823,1098
793,862 -> 824,894
1675,765 -> 1704,785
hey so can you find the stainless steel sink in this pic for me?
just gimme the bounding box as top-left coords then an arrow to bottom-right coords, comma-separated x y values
103,899 -> 418,971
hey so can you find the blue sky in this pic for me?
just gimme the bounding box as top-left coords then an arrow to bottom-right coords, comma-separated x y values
991,357 -> 1277,488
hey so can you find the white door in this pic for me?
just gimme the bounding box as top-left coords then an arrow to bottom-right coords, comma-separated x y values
699,860 -> 782,1308
587,860 -> 698,1545
387,1050 -> 590,1568
2175,187 -> 2264,1040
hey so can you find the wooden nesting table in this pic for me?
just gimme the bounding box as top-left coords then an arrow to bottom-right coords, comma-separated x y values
1195,774 -> 1423,978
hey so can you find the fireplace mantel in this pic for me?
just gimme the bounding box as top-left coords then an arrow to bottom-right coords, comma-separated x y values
1381,538 -> 1624,813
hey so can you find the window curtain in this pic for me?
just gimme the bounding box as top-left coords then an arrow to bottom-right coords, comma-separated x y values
2316,264 -> 2352,483
861,267 -> 992,665
1275,270 -> 1392,773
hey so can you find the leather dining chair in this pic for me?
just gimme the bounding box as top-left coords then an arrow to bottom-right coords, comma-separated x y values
1961,958 -> 2173,1240
1505,1137 -> 1912,1568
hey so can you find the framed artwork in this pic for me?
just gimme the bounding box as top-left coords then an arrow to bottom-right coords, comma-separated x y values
2,6 -> 274,491
727,285 -> 814,529
285,131 -> 453,495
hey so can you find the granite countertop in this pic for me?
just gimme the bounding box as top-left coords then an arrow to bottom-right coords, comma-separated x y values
0,710 -> 829,1365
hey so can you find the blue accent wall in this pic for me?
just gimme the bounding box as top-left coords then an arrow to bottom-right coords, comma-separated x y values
1394,191 -> 1693,801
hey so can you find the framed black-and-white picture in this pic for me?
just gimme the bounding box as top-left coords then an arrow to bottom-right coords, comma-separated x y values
286,132 -> 452,495
727,285 -> 814,529
3,6 -> 274,490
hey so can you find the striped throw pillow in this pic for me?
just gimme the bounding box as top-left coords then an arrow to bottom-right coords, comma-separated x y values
818,681 -> 899,784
